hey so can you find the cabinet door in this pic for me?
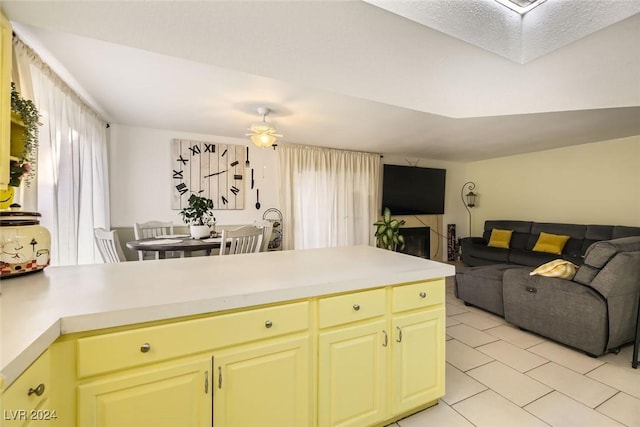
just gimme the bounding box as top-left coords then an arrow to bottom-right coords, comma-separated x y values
318,319 -> 387,427
213,335 -> 311,427
77,357 -> 211,427
392,307 -> 445,415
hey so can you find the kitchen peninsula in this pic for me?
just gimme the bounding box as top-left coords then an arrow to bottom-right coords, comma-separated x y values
1,245 -> 454,427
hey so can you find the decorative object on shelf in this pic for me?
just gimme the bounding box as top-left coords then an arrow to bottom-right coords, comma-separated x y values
10,82 -> 39,187
255,188 -> 261,210
262,208 -> 283,251
246,107 -> 282,148
178,192 -> 216,239
9,158 -> 31,187
0,205 -> 51,278
0,186 -> 15,209
461,181 -> 477,236
374,207 -> 405,251
171,139 -> 245,210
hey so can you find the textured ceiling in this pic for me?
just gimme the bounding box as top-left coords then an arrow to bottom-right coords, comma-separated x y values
1,0 -> 639,162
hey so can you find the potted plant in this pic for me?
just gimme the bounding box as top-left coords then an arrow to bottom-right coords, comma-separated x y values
374,207 -> 406,251
10,82 -> 39,187
179,192 -> 216,239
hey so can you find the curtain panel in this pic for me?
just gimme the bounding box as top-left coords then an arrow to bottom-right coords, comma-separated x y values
12,37 -> 110,266
278,144 -> 381,250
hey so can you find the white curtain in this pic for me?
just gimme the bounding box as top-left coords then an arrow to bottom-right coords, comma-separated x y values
12,37 -> 110,266
278,144 -> 381,250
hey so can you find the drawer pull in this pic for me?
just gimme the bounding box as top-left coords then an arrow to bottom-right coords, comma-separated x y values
28,383 -> 45,397
353,304 -> 360,311
265,320 -> 273,328
140,343 -> 151,353
419,291 -> 427,298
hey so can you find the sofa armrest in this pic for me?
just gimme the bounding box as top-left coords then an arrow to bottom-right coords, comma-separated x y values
588,252 -> 640,347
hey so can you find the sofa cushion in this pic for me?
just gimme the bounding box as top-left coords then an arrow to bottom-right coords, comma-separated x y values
530,259 -> 578,279
467,244 -> 510,263
612,225 -> 640,239
529,223 -> 586,256
487,229 -> 513,249
508,248 -> 557,267
532,232 -> 571,255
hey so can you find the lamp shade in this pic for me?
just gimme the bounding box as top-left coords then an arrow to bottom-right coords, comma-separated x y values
250,133 -> 277,148
465,190 -> 476,207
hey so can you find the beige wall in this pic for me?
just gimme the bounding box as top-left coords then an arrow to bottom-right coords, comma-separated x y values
466,135 -> 640,235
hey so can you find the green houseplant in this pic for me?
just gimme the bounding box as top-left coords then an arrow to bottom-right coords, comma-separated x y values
10,82 -> 39,187
374,207 -> 405,251
179,192 -> 216,238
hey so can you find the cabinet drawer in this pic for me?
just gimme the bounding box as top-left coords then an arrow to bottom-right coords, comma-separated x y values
319,288 -> 386,328
78,301 -> 309,378
2,350 -> 50,416
392,280 -> 445,313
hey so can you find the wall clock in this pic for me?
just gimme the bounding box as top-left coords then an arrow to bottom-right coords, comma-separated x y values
171,139 -> 245,210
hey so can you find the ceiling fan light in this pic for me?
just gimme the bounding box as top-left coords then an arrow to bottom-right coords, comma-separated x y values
250,132 -> 277,147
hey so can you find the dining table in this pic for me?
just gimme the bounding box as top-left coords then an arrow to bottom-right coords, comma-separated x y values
126,234 -> 223,259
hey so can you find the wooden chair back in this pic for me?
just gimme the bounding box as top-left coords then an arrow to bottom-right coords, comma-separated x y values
134,220 -> 174,260
219,226 -> 263,256
94,228 -> 127,263
253,220 -> 274,252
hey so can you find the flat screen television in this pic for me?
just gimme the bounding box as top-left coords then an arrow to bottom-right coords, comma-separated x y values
381,165 -> 446,215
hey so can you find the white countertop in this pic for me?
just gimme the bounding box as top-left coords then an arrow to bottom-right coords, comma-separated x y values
0,245 -> 454,388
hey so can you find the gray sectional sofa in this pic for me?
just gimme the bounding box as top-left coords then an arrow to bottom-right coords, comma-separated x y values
456,220 -> 640,356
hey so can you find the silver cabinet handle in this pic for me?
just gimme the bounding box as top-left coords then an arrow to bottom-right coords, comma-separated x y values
140,343 -> 151,353
382,330 -> 388,347
419,291 -> 427,298
396,326 -> 403,343
28,383 -> 45,397
265,320 -> 273,328
353,304 -> 360,311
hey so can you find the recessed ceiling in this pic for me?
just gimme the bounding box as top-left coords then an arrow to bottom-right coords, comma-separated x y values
365,0 -> 640,63
2,1 -> 639,162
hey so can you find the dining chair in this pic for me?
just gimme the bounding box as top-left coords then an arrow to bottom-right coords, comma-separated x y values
219,226 -> 263,256
253,220 -> 274,252
94,228 -> 127,263
134,220 -> 174,260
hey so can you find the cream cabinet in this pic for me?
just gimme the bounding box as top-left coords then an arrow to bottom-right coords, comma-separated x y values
319,319 -> 388,427
1,279 -> 446,427
318,280 -> 446,427
77,357 -> 211,427
213,336 -> 311,427
1,350 -> 53,426
0,11 -> 12,190
391,280 -> 446,415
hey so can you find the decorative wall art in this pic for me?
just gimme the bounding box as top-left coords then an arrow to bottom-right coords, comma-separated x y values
171,139 -> 245,210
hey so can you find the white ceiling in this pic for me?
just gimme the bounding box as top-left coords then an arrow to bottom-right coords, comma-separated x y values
2,0 -> 639,162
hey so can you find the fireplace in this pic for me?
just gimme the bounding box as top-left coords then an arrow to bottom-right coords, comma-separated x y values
396,227 -> 431,259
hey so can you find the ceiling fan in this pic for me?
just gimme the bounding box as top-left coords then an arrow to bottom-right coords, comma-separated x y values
246,107 -> 283,148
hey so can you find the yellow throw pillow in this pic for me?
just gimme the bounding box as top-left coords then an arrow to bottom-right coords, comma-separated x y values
532,232 -> 570,255
487,229 -> 513,249
530,259 -> 578,280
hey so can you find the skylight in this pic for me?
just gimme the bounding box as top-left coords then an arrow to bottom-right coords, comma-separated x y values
494,0 -> 547,14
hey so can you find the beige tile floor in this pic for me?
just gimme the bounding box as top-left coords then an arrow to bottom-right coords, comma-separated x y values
388,275 -> 640,427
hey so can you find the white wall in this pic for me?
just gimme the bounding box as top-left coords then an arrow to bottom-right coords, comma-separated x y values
108,124 -> 280,228
466,135 -> 640,234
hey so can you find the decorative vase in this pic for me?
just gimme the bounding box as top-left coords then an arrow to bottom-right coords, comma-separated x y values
190,224 -> 210,239
0,207 -> 51,278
